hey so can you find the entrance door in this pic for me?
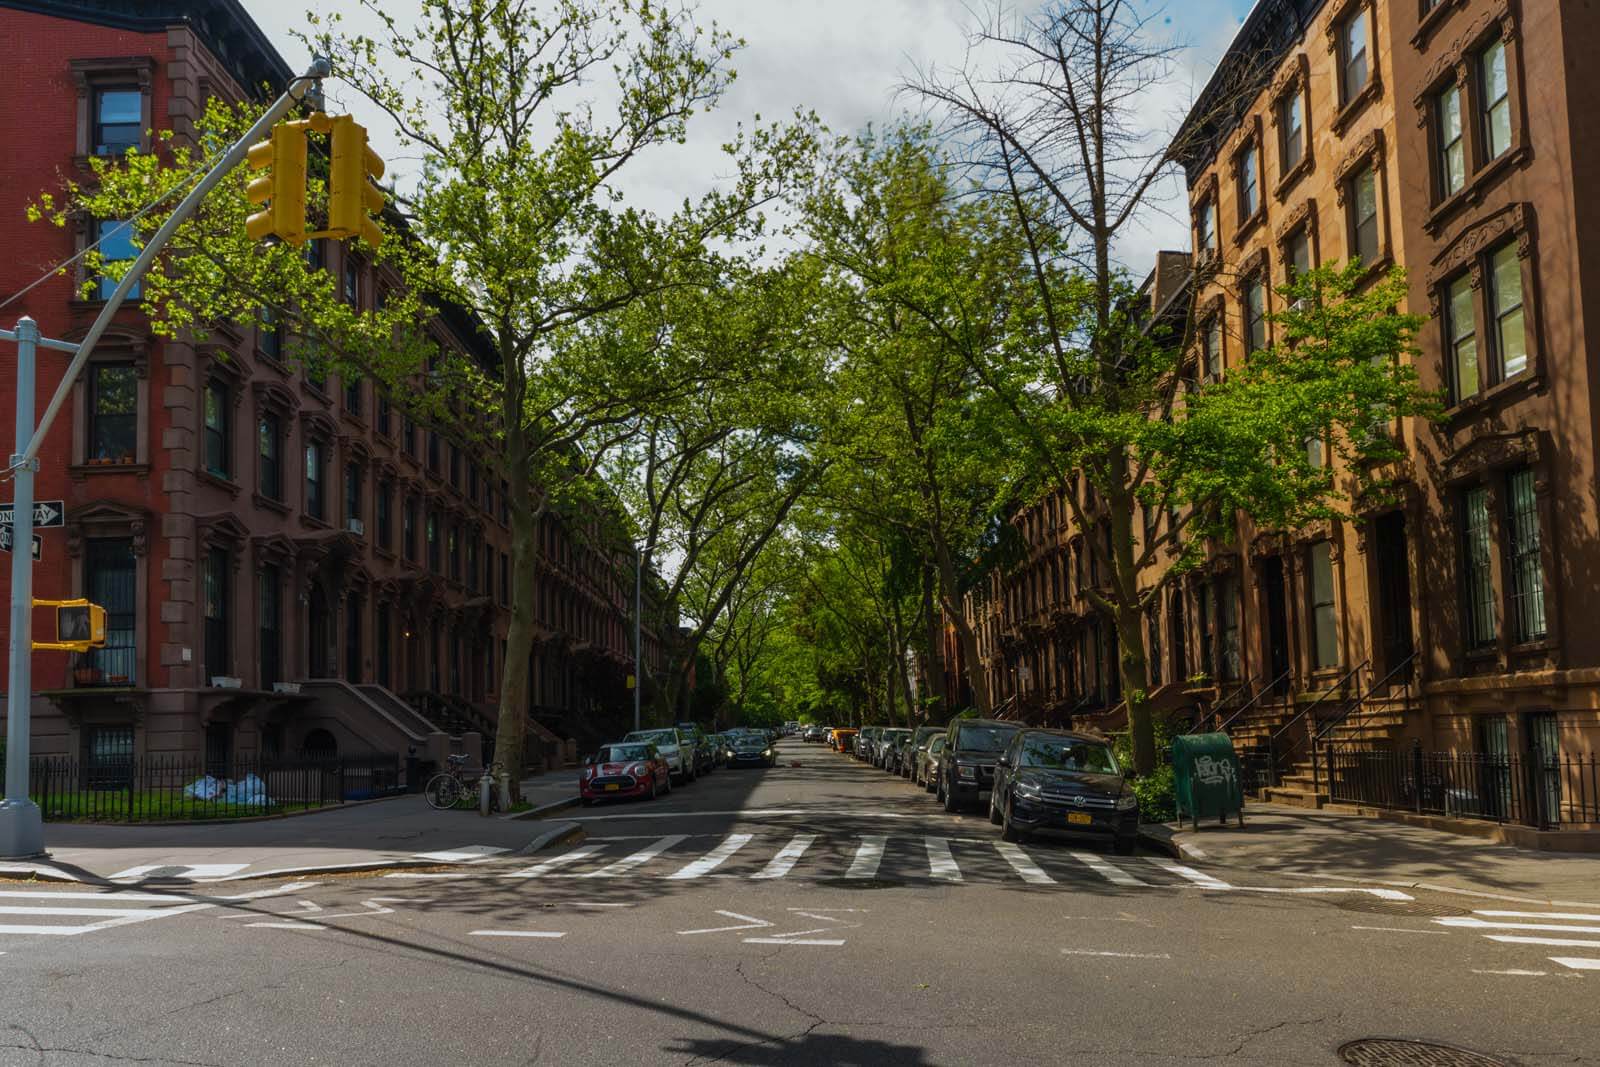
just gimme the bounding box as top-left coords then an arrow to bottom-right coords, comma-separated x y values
345,591 -> 362,682
375,602 -> 391,688
204,721 -> 232,778
1374,512 -> 1415,680
1477,716 -> 1511,820
1524,712 -> 1561,828
308,586 -> 330,677
1169,589 -> 1187,683
1263,557 -> 1290,690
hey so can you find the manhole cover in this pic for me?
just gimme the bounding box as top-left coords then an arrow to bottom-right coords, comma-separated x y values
1335,897 -> 1468,917
1338,1038 -> 1511,1066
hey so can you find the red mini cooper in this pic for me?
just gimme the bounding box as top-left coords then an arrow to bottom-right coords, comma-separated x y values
579,742 -> 671,805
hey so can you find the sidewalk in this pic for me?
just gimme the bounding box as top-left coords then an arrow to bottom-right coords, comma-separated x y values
1141,801 -> 1600,906
0,770 -> 581,886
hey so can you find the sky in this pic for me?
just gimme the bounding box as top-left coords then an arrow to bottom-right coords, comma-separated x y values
242,0 -> 1259,276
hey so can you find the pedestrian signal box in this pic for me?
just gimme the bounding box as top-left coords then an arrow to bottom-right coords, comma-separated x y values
32,598 -> 107,652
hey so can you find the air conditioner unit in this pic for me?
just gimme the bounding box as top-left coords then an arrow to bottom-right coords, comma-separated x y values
211,676 -> 242,689
347,518 -> 365,536
272,682 -> 301,695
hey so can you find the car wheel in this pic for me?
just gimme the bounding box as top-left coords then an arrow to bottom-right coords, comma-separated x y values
941,777 -> 961,813
647,777 -> 659,801
1001,795 -> 1026,843
1114,835 -> 1137,856
988,790 -> 1003,826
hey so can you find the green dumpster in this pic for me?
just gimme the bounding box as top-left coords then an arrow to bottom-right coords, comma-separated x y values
1171,732 -> 1245,829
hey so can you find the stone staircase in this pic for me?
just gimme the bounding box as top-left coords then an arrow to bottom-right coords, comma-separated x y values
1259,694 -> 1413,808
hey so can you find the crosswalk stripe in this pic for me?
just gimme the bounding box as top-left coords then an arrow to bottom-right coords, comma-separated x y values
845,836 -> 887,879
993,842 -> 1055,885
1438,917 -> 1600,934
924,837 -> 962,882
1475,910 -> 1600,922
0,905 -> 186,918
1147,860 -> 1232,889
1549,956 -> 1600,971
1070,851 -> 1148,887
580,835 -> 688,878
751,835 -> 816,880
414,845 -> 510,863
1486,934 -> 1600,948
668,834 -> 754,880
501,845 -> 607,879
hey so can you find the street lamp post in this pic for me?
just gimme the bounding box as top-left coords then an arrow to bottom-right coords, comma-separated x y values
634,547 -> 643,734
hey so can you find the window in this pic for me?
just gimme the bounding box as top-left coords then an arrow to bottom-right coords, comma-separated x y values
1488,242 -> 1526,379
84,538 -> 136,685
427,512 -> 440,572
500,551 -> 510,604
403,496 -> 417,561
1461,485 -> 1496,649
203,546 -> 230,679
305,441 -> 325,520
1349,163 -> 1380,265
1197,198 -> 1217,253
376,479 -> 392,549
1305,434 -> 1326,468
427,432 -> 440,472
203,380 -> 229,478
345,462 -> 362,530
1436,82 -> 1466,199
1238,145 -> 1260,220
1505,468 -> 1545,642
1278,91 -> 1304,175
467,534 -> 479,594
258,305 -> 282,360
1197,581 -> 1214,679
1217,574 -> 1241,682
1244,275 -> 1268,354
1479,39 -> 1511,161
86,726 -> 134,789
1202,316 -> 1222,379
448,523 -> 460,582
344,376 -> 361,416
93,87 -> 141,155
89,363 -> 137,462
450,444 -> 461,487
1447,274 -> 1480,402
343,257 -> 360,305
259,565 -> 281,691
376,393 -> 391,437
1340,8 -> 1370,106
1285,228 -> 1312,283
92,219 -> 140,300
258,415 -> 281,500
1310,541 -> 1339,668
1147,607 -> 1162,688
401,415 -> 415,457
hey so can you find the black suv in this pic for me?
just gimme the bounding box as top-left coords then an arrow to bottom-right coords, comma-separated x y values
936,718 -> 1021,813
988,728 -> 1138,853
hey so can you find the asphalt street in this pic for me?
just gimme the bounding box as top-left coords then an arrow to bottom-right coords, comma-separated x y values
0,738 -> 1593,1066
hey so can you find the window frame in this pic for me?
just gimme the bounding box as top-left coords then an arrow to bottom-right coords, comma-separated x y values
88,361 -> 139,464
1434,79 -> 1466,202
202,378 -> 231,480
1478,37 -> 1512,164
257,413 -> 282,501
1308,540 -> 1340,670
305,439 -> 327,522
1460,483 -> 1497,650
1429,218 -> 1539,415
71,58 -> 154,159
1504,467 -> 1546,644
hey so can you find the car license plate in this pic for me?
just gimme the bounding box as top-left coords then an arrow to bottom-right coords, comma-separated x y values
1067,812 -> 1093,826
604,784 -> 620,791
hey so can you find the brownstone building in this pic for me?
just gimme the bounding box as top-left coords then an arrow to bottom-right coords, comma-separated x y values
940,0 -> 1600,833
0,0 -> 667,776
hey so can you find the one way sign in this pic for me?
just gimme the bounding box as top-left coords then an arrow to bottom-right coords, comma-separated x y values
0,525 -> 42,561
0,500 -> 63,528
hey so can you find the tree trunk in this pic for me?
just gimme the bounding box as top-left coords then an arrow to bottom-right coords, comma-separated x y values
492,421 -> 534,800
1115,602 -> 1156,776
921,563 -> 945,723
933,541 -> 990,715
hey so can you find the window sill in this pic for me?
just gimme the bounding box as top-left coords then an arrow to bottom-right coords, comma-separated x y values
253,492 -> 290,516
1232,209 -> 1266,248
373,545 -> 396,562
1508,637 -> 1556,658
70,461 -> 149,480
1442,369 -> 1540,428
1330,77 -> 1382,138
256,350 -> 291,376
1423,146 -> 1532,237
196,469 -> 241,498
340,409 -> 365,429
1411,0 -> 1466,50
1350,252 -> 1395,291
301,381 -> 332,405
1273,155 -> 1314,203
300,514 -> 331,532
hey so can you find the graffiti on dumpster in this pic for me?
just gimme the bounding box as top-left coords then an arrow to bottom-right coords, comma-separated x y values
1193,755 -> 1238,788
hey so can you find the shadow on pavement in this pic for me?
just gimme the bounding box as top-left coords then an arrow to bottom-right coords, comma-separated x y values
665,1032 -> 934,1065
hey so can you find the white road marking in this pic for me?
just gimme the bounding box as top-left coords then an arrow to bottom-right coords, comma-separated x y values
500,845 -> 607,879
470,930 -> 567,939
108,863 -> 248,882
570,902 -> 632,909
668,834 -> 754,880
1549,957 -> 1600,971
751,834 -> 816,880
1069,852 -> 1148,887
579,835 -> 688,878
845,836 -> 887,879
413,845 -> 510,863
1486,935 -> 1600,948
743,937 -> 846,945
246,921 -> 325,930
297,901 -> 323,913
679,911 -> 774,935
993,842 -> 1055,885
1438,917 -> 1600,934
0,890 -> 175,902
1235,886 -> 1412,900
923,837 -> 962,882
1350,926 -> 1449,934
0,899 -> 213,937
215,881 -> 320,901
1060,949 -> 1171,959
1472,969 -> 1548,976
1146,860 -> 1232,889
1475,910 -> 1600,922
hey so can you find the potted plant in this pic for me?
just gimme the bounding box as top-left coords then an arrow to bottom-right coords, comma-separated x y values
73,665 -> 102,686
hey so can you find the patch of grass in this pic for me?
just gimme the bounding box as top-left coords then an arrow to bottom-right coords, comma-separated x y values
33,793 -> 322,822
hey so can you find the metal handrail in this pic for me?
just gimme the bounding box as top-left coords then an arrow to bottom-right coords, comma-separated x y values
1268,659 -> 1368,780
1315,652 -> 1417,743
1199,667 -> 1293,738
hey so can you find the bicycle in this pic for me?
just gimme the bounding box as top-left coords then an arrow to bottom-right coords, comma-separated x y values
424,754 -> 501,811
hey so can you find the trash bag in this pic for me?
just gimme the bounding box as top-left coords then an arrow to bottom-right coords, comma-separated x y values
183,775 -> 224,800
225,774 -> 271,806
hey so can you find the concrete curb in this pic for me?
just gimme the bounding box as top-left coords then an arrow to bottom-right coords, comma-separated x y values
502,795 -> 581,821
515,820 -> 585,856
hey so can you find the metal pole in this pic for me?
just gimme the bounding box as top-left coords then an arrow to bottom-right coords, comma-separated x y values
633,547 -> 643,733
0,317 -> 43,857
17,57 -> 331,466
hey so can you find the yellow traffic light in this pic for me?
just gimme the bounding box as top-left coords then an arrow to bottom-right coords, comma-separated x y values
31,599 -> 107,652
326,115 -> 385,248
246,121 -> 309,245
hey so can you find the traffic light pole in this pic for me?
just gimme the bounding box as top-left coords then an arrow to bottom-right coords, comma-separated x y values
0,57 -> 330,858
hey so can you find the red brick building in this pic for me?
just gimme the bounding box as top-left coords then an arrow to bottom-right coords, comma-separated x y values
0,0 -> 667,775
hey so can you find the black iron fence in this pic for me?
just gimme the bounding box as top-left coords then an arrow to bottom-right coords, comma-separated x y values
1324,744 -> 1600,829
0,754 -> 403,822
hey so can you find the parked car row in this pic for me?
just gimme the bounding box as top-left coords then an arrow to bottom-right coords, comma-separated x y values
582,723 -> 781,805
819,718 -> 1141,853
